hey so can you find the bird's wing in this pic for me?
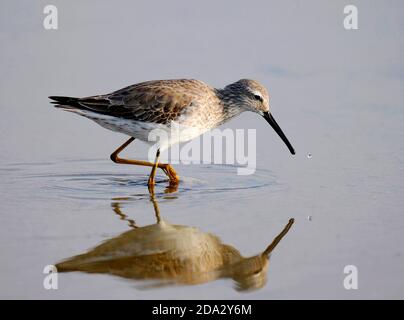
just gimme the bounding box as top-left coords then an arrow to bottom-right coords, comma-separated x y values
63,79 -> 208,124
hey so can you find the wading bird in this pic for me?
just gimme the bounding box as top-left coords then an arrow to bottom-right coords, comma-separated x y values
50,79 -> 295,188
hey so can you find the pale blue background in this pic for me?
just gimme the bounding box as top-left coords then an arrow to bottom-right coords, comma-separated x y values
0,0 -> 403,299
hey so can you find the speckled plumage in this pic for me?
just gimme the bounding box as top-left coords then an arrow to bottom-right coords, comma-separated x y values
50,78 -> 294,154
50,78 -> 295,185
51,79 -> 263,126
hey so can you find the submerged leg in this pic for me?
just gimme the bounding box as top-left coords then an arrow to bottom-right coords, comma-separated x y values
110,137 -> 180,185
148,149 -> 160,191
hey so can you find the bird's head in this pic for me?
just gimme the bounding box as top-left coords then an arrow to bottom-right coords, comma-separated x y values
224,79 -> 269,113
223,79 -> 295,155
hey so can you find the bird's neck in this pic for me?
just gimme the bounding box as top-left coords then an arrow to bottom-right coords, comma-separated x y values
215,88 -> 246,123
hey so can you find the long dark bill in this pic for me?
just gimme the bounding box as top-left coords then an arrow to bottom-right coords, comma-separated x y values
263,112 -> 295,155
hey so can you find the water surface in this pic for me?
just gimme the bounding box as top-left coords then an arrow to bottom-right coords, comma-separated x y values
1,1 -> 403,299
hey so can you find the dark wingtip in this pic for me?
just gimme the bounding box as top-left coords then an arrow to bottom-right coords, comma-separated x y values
49,96 -> 71,102
48,96 -> 80,108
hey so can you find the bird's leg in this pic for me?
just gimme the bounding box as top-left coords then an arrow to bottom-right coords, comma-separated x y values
110,137 -> 180,185
160,164 -> 180,186
147,149 -> 160,192
110,137 -> 153,167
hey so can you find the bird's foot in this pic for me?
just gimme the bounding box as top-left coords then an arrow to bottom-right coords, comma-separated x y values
161,164 -> 180,186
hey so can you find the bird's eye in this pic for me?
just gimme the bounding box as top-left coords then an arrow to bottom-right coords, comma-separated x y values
254,94 -> 263,102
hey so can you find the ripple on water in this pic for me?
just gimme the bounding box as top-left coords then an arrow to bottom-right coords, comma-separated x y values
1,159 -> 286,203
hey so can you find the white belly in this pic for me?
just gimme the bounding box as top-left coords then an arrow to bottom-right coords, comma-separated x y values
70,109 -> 210,151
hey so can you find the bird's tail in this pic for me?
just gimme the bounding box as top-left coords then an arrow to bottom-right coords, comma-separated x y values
49,96 -> 82,110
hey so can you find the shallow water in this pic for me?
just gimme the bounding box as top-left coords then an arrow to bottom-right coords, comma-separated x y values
1,1 -> 404,299
0,160 -> 295,299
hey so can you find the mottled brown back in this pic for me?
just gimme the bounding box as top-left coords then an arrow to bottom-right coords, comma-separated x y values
65,79 -> 214,124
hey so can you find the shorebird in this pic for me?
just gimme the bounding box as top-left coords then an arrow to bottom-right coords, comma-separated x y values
50,79 -> 295,188
56,197 -> 294,291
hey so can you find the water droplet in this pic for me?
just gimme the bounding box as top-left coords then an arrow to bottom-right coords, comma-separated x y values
307,153 -> 312,159
307,215 -> 312,221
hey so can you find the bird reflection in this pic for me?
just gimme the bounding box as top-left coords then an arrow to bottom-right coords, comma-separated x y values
56,195 -> 294,292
